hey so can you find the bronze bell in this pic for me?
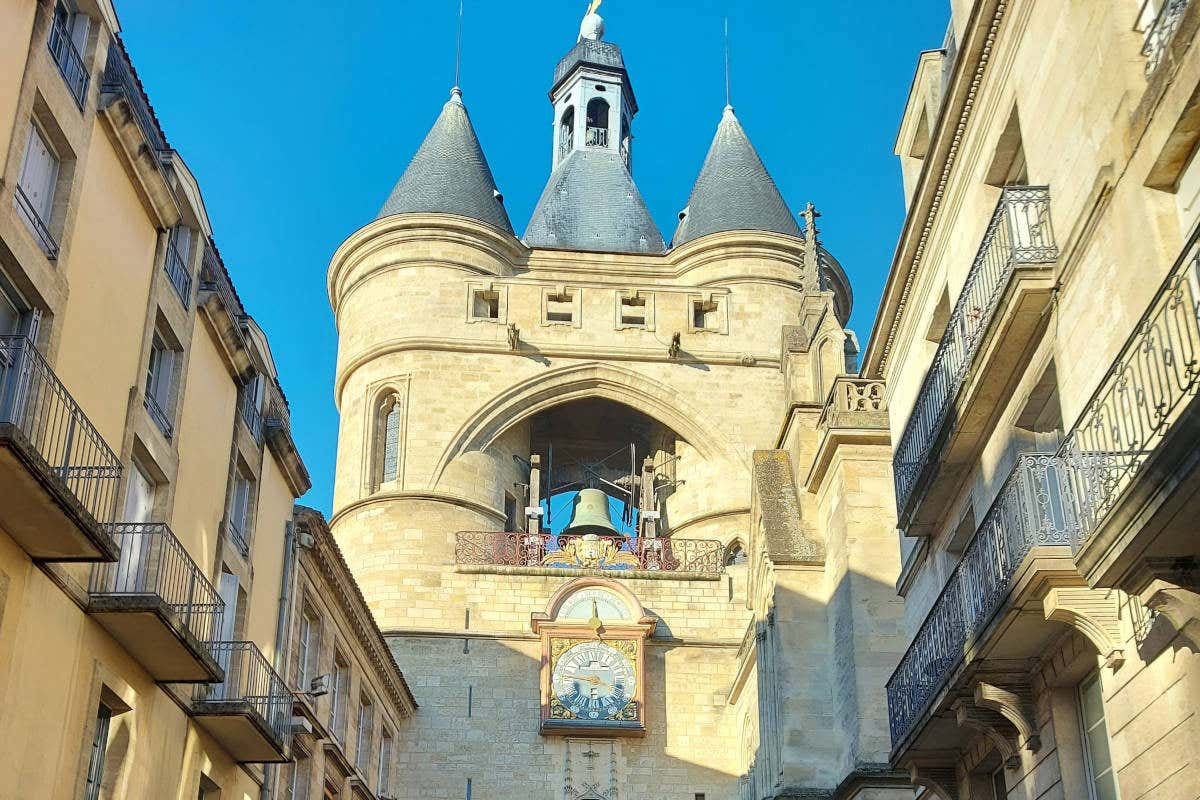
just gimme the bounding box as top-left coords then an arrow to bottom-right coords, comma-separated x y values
562,488 -> 620,536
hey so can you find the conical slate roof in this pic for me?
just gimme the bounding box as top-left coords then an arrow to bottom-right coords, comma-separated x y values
377,88 -> 513,234
672,106 -> 801,247
523,149 -> 665,254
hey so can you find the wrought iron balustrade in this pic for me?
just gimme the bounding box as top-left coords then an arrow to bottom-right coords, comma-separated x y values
239,387 -> 264,443
885,454 -> 1076,745
893,187 -> 1057,516
164,240 -> 192,307
90,523 -> 224,644
144,392 -> 173,438
194,640 -> 293,747
47,20 -> 89,109
585,126 -> 608,147
14,183 -> 59,259
560,128 -> 574,158
0,335 -> 122,526
1143,0 -> 1190,74
1062,229 -> 1200,549
101,42 -> 168,152
455,531 -> 725,576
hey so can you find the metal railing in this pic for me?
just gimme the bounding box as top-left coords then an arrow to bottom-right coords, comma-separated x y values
585,126 -> 608,147
194,641 -> 293,750
164,239 -> 192,307
90,523 -> 224,645
100,42 -> 168,152
47,20 -> 89,109
0,335 -> 122,526
144,393 -> 173,439
1143,0 -> 1190,74
559,127 -> 574,159
893,187 -> 1057,516
1062,229 -> 1200,550
885,454 -> 1076,745
455,531 -> 725,576
14,183 -> 59,259
239,388 -> 263,443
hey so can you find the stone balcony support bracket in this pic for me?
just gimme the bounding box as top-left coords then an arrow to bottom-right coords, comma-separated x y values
952,698 -> 1020,769
973,681 -> 1040,754
906,755 -> 960,800
1132,557 -> 1200,651
1042,587 -> 1125,668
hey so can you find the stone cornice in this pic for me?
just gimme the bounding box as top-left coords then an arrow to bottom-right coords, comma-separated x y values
294,506 -> 418,714
863,0 -> 1009,377
328,489 -> 504,529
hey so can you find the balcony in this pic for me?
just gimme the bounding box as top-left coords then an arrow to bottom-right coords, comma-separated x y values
14,183 -> 59,259
47,20 -> 89,109
144,392 -> 173,439
893,187 -> 1058,534
886,454 -> 1079,752
455,531 -> 724,579
88,524 -> 224,681
1142,0 -> 1190,75
0,335 -> 121,561
585,126 -> 608,147
1063,228 -> 1200,587
238,387 -> 263,443
164,239 -> 193,307
191,641 -> 293,762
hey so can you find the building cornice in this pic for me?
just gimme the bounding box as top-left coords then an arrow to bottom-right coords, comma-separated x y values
862,0 -> 1010,377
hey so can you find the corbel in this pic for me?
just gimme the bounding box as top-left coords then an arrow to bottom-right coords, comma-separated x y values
952,697 -> 1019,769
974,681 -> 1040,754
1042,586 -> 1125,668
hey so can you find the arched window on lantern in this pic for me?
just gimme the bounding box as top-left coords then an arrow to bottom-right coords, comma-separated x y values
585,97 -> 610,147
377,393 -> 402,486
558,106 -> 575,158
725,540 -> 748,566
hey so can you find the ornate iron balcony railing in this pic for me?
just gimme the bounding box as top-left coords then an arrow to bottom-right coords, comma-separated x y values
455,531 -> 725,576
0,335 -> 122,526
13,183 -> 59,259
144,392 -> 174,439
1143,0 -> 1190,74
560,128 -> 574,158
90,523 -> 225,645
194,640 -> 293,749
585,126 -> 608,147
893,187 -> 1057,517
1062,229 -> 1200,549
164,239 -> 192,307
239,387 -> 264,443
47,20 -> 89,109
885,454 -> 1076,745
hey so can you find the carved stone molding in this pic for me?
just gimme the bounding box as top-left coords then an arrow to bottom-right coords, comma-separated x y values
1043,587 -> 1125,668
974,681 -> 1040,754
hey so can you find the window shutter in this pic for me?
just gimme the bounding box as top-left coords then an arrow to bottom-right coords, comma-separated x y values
19,125 -> 59,222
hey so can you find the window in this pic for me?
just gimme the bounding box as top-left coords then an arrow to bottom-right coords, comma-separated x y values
990,765 -> 1007,800
0,272 -> 35,338
145,335 -> 177,437
985,105 -> 1028,187
49,2 -> 90,108
82,702 -> 113,800
122,462 -> 155,524
165,226 -> 194,305
504,492 -> 519,532
542,287 -> 579,327
378,394 -> 401,485
283,755 -> 310,800
724,541 -> 747,566
471,289 -> 500,321
618,294 -> 648,328
240,372 -> 265,441
296,606 -> 321,690
559,106 -> 575,158
355,694 -> 374,774
1079,672 -> 1120,800
329,652 -> 350,741
229,474 -> 254,555
15,122 -> 60,257
691,298 -> 721,331
378,729 -> 394,795
585,97 -> 610,147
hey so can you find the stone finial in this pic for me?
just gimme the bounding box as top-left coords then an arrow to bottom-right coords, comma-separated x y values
801,201 -> 823,291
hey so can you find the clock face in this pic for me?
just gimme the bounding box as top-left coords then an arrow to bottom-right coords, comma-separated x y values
551,640 -> 636,720
556,588 -> 632,622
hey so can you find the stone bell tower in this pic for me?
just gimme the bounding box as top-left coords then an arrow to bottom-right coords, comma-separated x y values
326,6 -> 909,799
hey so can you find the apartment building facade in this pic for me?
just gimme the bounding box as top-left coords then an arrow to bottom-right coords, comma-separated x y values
0,2 -> 394,798
868,0 -> 1200,797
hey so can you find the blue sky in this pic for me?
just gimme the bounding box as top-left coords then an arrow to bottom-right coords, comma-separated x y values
116,0 -> 948,514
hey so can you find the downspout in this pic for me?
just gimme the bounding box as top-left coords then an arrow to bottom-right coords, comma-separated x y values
263,519 -> 298,800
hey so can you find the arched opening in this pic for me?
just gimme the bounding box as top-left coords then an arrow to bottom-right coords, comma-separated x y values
586,97 -> 610,147
724,540 -> 748,566
558,106 -> 575,158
